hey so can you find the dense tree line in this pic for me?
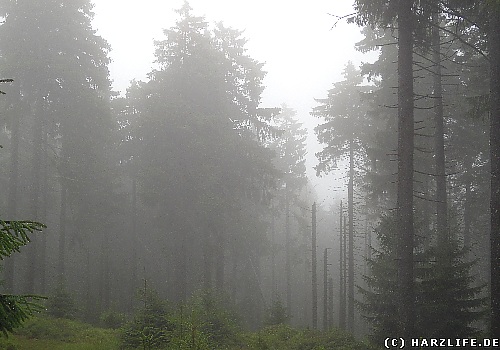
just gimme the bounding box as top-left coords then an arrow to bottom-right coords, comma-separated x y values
311,0 -> 499,341
1,0 -> 499,345
0,0 -> 313,331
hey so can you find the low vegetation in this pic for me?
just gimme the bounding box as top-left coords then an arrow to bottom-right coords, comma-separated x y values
0,316 -> 119,350
0,315 -> 366,350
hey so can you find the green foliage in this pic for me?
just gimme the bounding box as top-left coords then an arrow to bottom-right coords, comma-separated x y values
0,317 -> 370,350
0,220 -> 45,336
120,287 -> 174,349
119,1 -> 278,313
264,299 -> 289,326
244,324 -> 365,350
46,284 -> 78,320
100,310 -> 126,330
7,316 -> 119,349
121,288 -> 243,350
0,295 -> 46,337
0,221 -> 45,259
415,243 -> 487,338
359,214 -> 486,343
0,339 -> 16,350
184,289 -> 241,347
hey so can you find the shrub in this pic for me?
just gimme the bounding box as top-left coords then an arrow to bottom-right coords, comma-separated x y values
185,289 -> 241,347
100,310 -> 126,329
120,287 -> 174,350
46,284 -> 78,319
264,298 -> 289,326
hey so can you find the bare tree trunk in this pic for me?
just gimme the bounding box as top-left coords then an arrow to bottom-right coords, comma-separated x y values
84,248 -> 94,321
311,202 -> 317,329
432,9 -> 448,249
339,201 -> 346,330
328,277 -> 334,330
231,247 -> 239,302
489,1 -> 500,338
285,183 -> 292,316
58,183 -> 67,280
343,215 -> 347,324
203,228 -> 213,290
463,156 -> 472,250
39,131 -> 48,294
26,101 -> 43,293
175,228 -> 187,303
130,178 -> 138,307
397,0 -> 415,338
323,248 -> 328,331
100,229 -> 111,311
347,139 -> 355,332
5,97 -> 20,292
271,204 -> 277,297
215,226 -> 224,291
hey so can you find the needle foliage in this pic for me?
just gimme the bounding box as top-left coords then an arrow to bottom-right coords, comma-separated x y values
0,220 -> 46,335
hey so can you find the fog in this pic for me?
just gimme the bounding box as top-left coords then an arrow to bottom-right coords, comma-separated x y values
92,0 -> 371,205
0,0 -> 497,348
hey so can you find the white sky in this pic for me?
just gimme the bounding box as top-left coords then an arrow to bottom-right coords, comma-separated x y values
91,0 -> 375,208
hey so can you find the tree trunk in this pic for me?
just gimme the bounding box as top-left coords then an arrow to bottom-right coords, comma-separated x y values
489,1 -> 500,338
343,215 -> 347,326
26,101 -> 44,294
347,139 -> 355,332
285,183 -> 292,316
339,201 -> 346,330
85,249 -> 93,320
231,247 -> 239,302
323,248 -> 328,331
130,178 -> 138,307
271,204 -> 277,297
5,97 -> 20,292
397,0 -> 415,338
39,130 -> 48,294
58,183 -> 67,280
100,229 -> 110,311
203,228 -> 213,290
311,202 -> 317,329
215,226 -> 225,291
175,228 -> 187,303
463,155 -> 472,250
328,277 -> 334,330
432,9 -> 448,249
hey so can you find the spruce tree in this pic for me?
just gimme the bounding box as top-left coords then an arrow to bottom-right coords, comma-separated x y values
0,220 -> 45,335
0,0 -> 115,315
122,1 -> 278,310
359,215 -> 485,343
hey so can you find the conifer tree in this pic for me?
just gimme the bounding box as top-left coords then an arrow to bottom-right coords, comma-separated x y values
122,1 -> 278,308
0,0 -> 115,315
359,214 -> 485,343
269,104 -> 307,319
0,220 -> 45,335
313,62 -> 373,333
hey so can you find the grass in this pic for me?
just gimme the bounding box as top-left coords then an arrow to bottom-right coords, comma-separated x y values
0,317 -> 368,350
0,316 -> 120,350
241,324 -> 369,350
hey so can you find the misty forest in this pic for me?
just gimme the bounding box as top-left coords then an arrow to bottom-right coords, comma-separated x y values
0,0 -> 499,349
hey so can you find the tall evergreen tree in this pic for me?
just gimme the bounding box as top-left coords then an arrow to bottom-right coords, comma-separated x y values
313,62 -> 373,333
359,214 -> 485,344
268,104 -> 307,319
124,1 -> 278,309
0,0 -> 115,314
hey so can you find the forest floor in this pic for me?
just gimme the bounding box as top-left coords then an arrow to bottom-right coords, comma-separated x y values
0,317 -> 119,350
0,316 -> 369,350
